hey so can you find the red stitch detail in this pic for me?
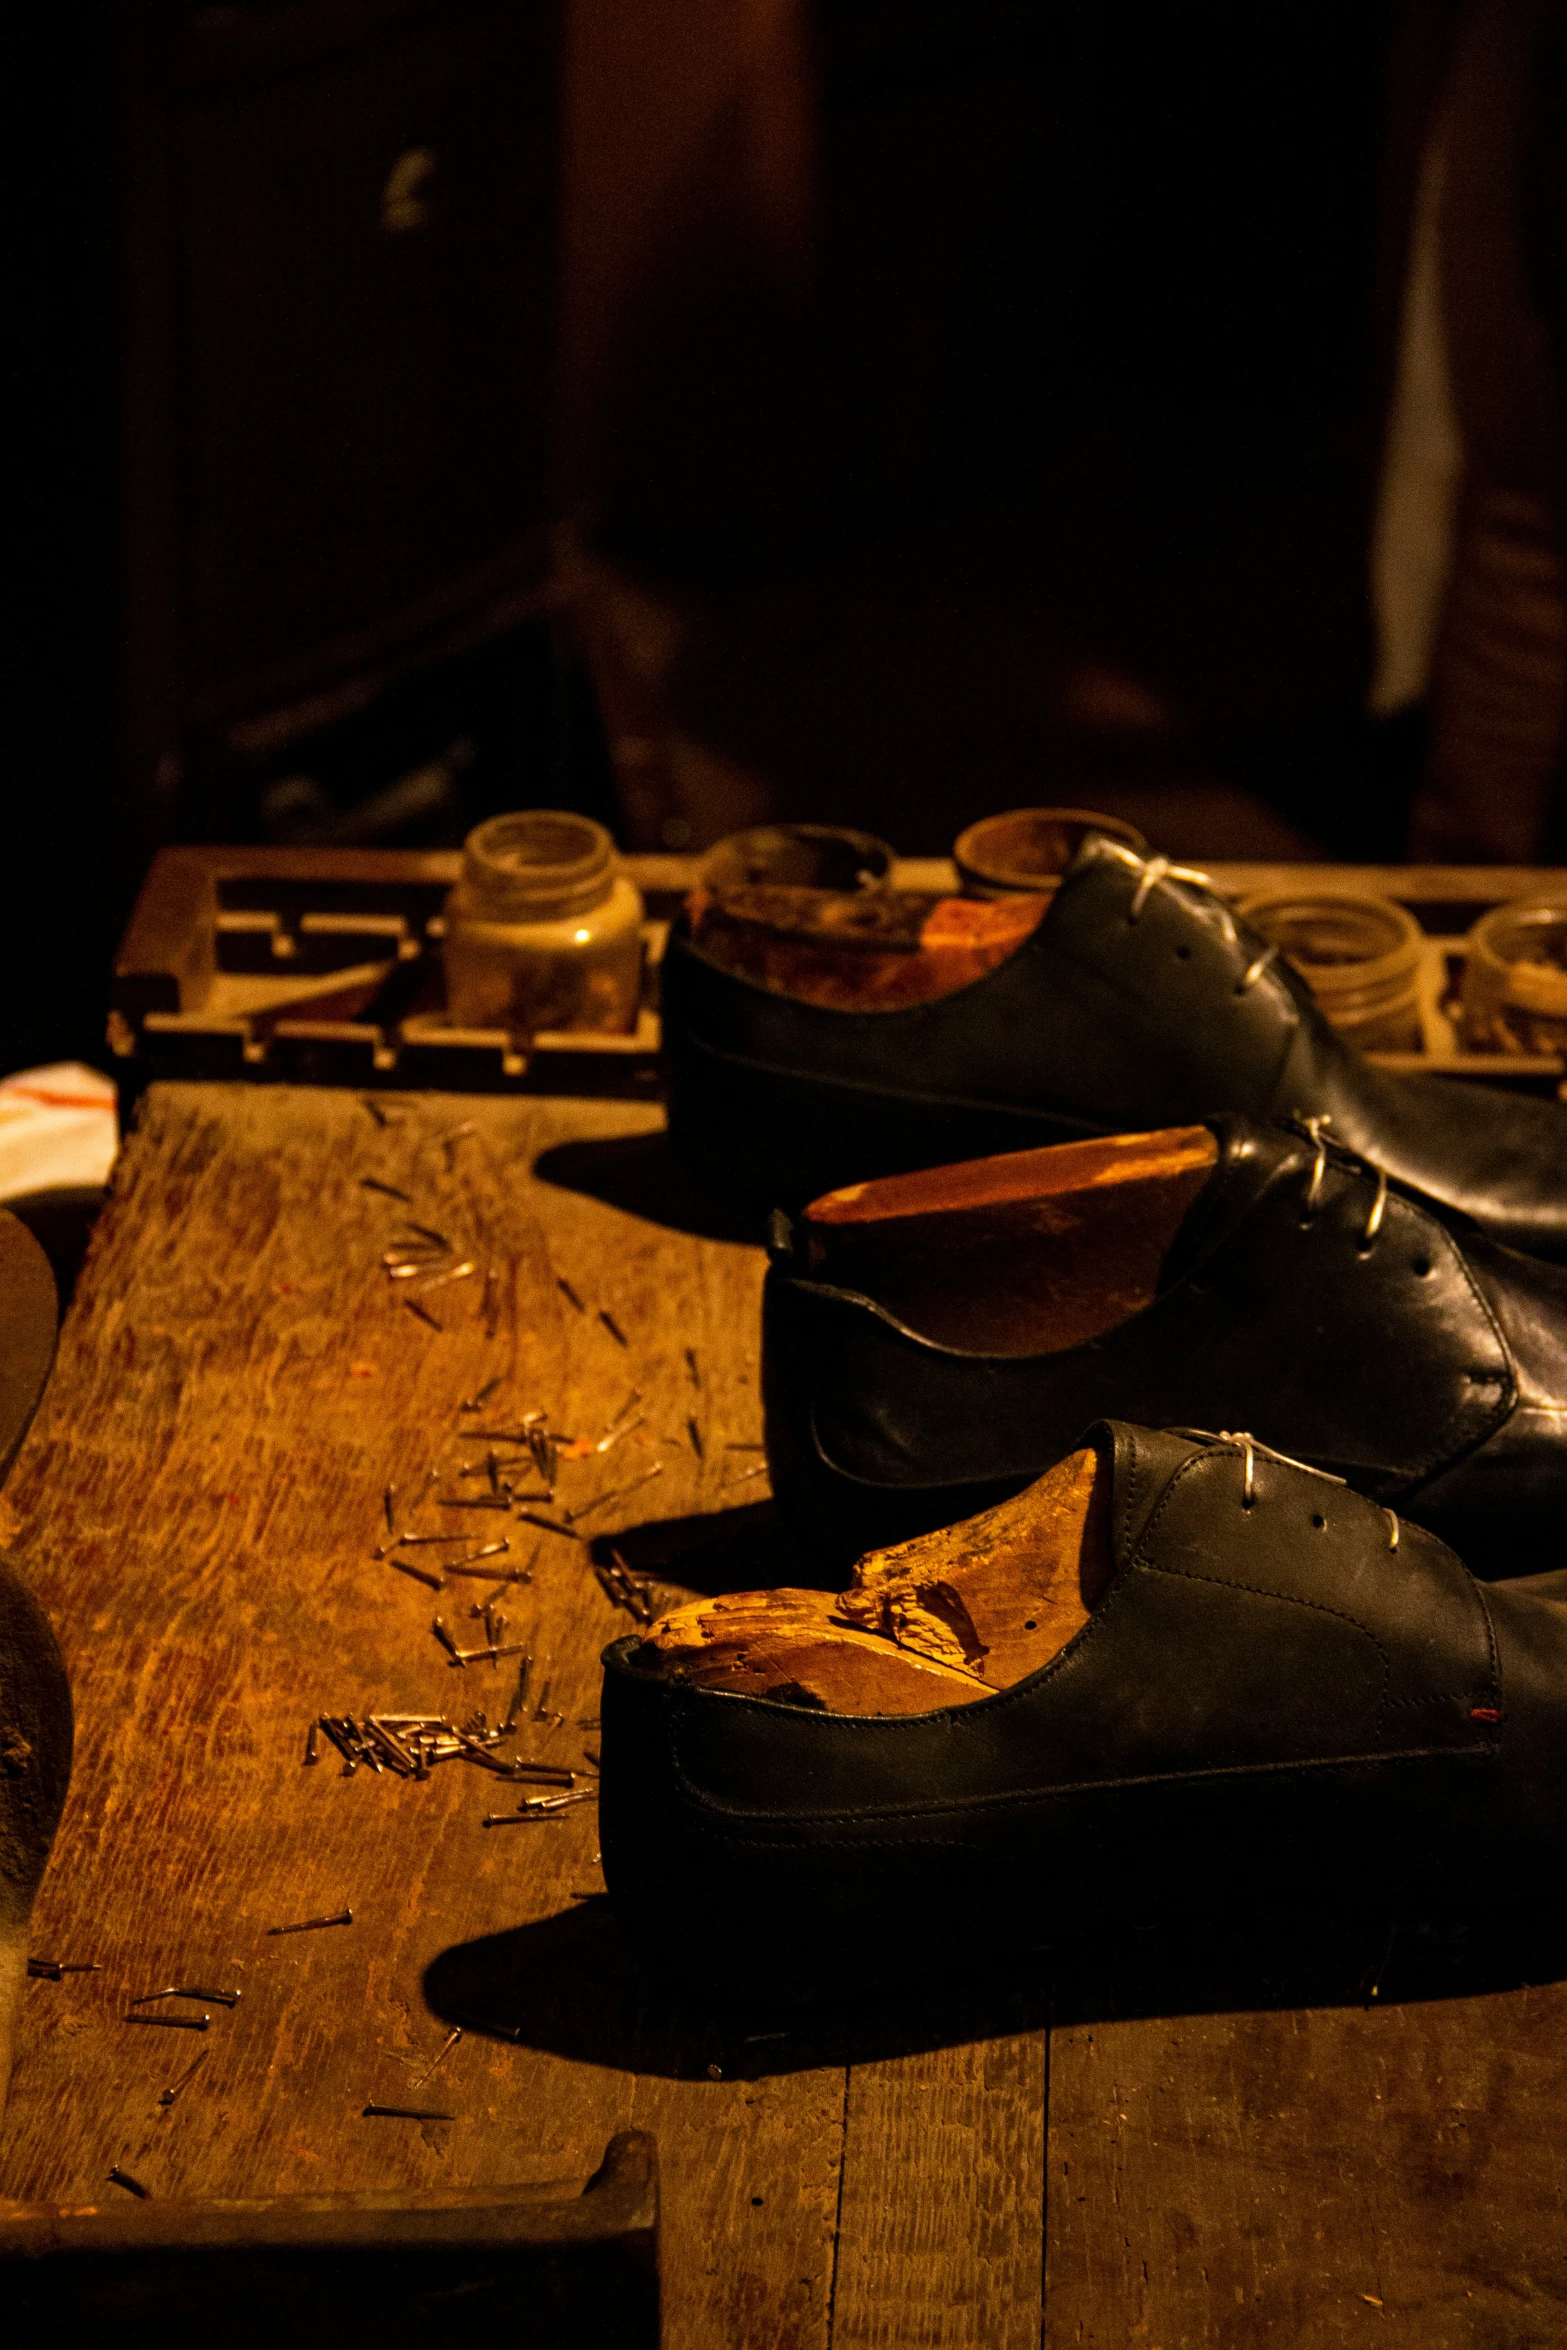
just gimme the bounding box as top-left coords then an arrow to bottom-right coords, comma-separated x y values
1470,1706 -> 1501,1723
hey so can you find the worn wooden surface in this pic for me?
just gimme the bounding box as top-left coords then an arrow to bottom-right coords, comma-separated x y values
0,1082 -> 1563,2346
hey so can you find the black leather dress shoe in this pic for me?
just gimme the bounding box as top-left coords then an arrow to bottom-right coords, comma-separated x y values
599,1423 -> 1567,2008
762,1117 -> 1567,1578
661,832 -> 1567,1261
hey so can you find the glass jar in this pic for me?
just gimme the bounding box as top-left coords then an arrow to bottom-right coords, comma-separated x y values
953,807 -> 1148,898
1237,891 -> 1424,1052
700,823 -> 894,899
443,811 -> 644,1036
1460,895 -> 1567,1054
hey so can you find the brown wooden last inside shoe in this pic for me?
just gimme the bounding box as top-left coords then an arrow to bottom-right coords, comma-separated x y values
638,1445 -> 1112,1715
799,1125 -> 1219,1354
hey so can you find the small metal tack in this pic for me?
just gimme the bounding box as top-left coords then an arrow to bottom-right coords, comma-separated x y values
517,1510 -> 581,1540
404,1296 -> 444,1332
460,1376 -> 502,1412
411,2027 -> 463,2091
503,1656 -> 531,1733
722,1462 -> 768,1489
598,1309 -> 629,1348
131,1985 -> 239,2008
417,1260 -> 476,1293
127,2013 -> 209,2031
158,2049 -> 209,2108
267,1908 -> 353,1936
383,1483 -> 396,1533
482,1812 -> 565,1827
533,1674 -> 553,1722
361,1177 -> 412,1202
448,1641 -> 527,1668
108,2167 -> 151,2197
564,1464 -> 663,1526
391,1557 -> 444,1591
687,1417 -> 704,1458
557,1275 -> 586,1313
432,1618 -> 461,1661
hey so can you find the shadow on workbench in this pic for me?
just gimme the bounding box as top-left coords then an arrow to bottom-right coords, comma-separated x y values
598,1498 -> 831,1594
533,1130 -> 767,1246
425,1899 -> 1567,2079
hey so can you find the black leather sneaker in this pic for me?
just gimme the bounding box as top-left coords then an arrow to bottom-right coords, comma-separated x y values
599,1423 -> 1567,2009
762,1117 -> 1567,1578
660,832 -> 1567,1262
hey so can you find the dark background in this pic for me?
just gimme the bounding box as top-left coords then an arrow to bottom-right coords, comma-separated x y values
12,0 -> 1556,1076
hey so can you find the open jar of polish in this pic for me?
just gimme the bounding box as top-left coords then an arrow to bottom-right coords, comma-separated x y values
1460,895 -> 1567,1055
443,811 -> 644,1038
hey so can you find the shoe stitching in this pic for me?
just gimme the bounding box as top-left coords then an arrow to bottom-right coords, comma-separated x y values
658,1741 -> 1495,1837
1132,1448 -> 1398,1735
1102,841 -> 1281,996
1469,1578 -> 1505,1715
1266,1151 -> 1518,1487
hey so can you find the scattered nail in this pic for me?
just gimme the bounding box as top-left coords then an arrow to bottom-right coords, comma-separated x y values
267,1908 -> 353,1936
390,1557 -> 444,1591
564,1464 -> 663,1525
108,2167 -> 150,2197
598,1310 -> 629,1348
411,2027 -> 463,2090
404,1296 -> 444,1332
361,1178 -> 412,1202
557,1275 -> 586,1313
127,2013 -> 210,2031
157,2049 -> 209,2108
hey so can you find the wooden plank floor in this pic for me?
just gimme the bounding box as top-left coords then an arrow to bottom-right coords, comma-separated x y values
0,1082 -> 1562,2345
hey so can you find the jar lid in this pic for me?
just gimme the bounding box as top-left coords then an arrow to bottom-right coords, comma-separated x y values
460,811 -> 617,921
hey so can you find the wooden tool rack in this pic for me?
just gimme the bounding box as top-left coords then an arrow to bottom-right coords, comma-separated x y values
106,847 -> 1567,1095
0,848 -> 1562,2345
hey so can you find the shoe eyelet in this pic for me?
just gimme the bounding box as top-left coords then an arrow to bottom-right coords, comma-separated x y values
1411,1256 -> 1432,1278
1174,945 -> 1192,960
1023,1619 -> 1037,1631
1311,1512 -> 1326,1530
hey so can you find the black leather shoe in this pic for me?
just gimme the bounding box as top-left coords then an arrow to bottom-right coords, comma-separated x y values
599,1423 -> 1567,2008
762,1117 -> 1567,1578
661,832 -> 1567,1261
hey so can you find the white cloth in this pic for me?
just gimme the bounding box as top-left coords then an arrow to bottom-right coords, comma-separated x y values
0,1064 -> 119,1201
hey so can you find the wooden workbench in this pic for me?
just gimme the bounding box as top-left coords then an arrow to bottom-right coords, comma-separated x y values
0,1082 -> 1562,2345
